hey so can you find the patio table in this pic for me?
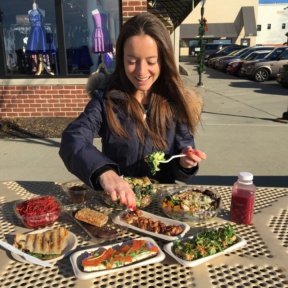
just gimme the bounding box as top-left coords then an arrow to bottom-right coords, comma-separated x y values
0,181 -> 287,288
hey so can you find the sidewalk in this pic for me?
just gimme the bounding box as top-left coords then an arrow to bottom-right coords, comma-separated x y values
1,59 -> 287,188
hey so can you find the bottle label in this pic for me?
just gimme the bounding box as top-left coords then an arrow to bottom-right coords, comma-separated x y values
230,193 -> 255,224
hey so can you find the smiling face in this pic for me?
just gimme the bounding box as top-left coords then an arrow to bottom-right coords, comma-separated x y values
123,34 -> 161,101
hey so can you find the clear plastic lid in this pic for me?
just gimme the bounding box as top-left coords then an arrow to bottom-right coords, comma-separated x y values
238,172 -> 253,184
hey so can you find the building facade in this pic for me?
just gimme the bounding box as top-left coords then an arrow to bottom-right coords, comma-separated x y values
256,4 -> 288,46
1,1 -> 287,119
0,0 -> 198,119
180,0 -> 259,57
0,0 -> 126,118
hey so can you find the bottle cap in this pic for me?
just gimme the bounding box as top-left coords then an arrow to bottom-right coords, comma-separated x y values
238,172 -> 253,182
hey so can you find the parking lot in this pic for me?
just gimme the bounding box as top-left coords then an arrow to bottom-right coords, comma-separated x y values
181,56 -> 285,87
179,56 -> 288,188
203,46 -> 288,87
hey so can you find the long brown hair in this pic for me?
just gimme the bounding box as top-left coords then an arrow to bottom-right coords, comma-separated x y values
105,12 -> 202,150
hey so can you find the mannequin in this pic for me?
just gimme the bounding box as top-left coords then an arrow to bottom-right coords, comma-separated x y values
93,53 -> 110,75
28,1 -> 45,18
92,0 -> 106,15
91,1 -> 113,53
26,1 -> 55,75
87,0 -> 98,72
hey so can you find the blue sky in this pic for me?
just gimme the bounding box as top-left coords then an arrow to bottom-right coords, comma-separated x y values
259,0 -> 288,3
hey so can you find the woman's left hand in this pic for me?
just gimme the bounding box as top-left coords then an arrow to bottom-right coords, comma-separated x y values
179,146 -> 207,169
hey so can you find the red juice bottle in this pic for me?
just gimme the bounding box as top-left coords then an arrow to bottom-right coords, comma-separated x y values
230,172 -> 256,224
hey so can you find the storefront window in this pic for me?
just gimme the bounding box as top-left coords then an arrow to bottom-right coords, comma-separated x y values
0,0 -> 120,78
1,0 -> 58,76
63,0 -> 119,75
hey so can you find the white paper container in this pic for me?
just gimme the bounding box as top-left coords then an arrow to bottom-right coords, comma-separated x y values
113,210 -> 190,241
70,237 -> 165,280
163,235 -> 247,267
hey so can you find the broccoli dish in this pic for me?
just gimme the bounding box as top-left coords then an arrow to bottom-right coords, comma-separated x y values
145,151 -> 166,175
173,225 -> 237,261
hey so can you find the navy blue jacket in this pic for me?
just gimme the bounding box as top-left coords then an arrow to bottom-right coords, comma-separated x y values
59,89 -> 198,189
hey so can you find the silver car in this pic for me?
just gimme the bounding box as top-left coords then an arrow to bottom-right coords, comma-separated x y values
240,47 -> 288,82
214,46 -> 274,71
226,50 -> 271,76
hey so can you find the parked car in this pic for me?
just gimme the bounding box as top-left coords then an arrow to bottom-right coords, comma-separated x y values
276,64 -> 288,88
203,43 -> 233,60
240,47 -> 288,82
191,43 -> 232,59
207,49 -> 241,68
226,50 -> 271,76
214,46 -> 275,71
205,45 -> 245,64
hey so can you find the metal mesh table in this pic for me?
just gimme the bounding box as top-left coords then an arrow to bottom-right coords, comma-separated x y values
0,181 -> 287,288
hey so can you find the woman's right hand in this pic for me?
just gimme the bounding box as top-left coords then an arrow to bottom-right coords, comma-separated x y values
99,170 -> 137,210
179,146 -> 207,169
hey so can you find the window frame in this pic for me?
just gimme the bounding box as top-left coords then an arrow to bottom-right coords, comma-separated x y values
0,0 -> 122,79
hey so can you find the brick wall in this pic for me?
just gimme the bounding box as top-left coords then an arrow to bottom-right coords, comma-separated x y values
0,0 -> 147,119
0,84 -> 88,118
122,1 -> 147,22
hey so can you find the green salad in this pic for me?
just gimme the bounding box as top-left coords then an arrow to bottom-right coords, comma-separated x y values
145,151 -> 166,175
173,225 -> 237,261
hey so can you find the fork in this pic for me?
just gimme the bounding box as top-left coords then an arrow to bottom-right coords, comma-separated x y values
0,240 -> 53,267
158,154 -> 186,163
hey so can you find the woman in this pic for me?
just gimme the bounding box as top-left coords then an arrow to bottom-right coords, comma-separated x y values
59,12 -> 206,210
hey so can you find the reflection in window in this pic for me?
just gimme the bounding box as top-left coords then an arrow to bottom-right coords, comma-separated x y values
280,50 -> 288,59
180,39 -> 189,48
1,0 -> 120,77
63,0 -> 119,75
2,0 -> 58,76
